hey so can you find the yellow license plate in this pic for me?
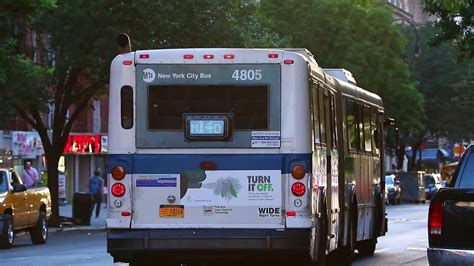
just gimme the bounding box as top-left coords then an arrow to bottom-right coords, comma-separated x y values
159,205 -> 184,218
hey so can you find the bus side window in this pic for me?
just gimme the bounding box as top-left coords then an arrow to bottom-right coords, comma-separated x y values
364,106 -> 371,153
346,99 -> 357,151
330,93 -> 337,148
311,82 -> 321,144
121,86 -> 134,129
357,103 -> 364,151
371,109 -> 380,154
319,88 -> 327,145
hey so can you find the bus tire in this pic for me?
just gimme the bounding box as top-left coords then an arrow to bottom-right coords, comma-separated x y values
314,205 -> 327,266
357,237 -> 377,256
335,205 -> 357,265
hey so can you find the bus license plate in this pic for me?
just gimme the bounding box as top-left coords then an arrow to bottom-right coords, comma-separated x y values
159,205 -> 184,218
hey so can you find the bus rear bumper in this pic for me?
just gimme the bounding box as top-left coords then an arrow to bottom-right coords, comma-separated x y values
108,228 -> 310,262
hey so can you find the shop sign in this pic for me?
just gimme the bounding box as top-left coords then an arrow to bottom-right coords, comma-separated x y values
63,135 -> 103,154
12,131 -> 43,158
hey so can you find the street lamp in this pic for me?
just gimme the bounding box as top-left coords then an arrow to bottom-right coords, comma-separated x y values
393,18 -> 422,57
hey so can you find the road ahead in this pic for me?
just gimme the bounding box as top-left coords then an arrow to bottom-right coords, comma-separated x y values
0,204 -> 429,266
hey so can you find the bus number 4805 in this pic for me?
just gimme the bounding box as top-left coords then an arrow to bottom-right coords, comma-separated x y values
232,69 -> 262,81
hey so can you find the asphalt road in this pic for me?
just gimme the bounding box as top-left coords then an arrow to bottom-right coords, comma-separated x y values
0,203 -> 429,266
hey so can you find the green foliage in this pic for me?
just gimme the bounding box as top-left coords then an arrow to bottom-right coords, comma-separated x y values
0,0 -> 55,127
260,0 -> 425,140
408,24 -> 474,141
422,0 -> 474,61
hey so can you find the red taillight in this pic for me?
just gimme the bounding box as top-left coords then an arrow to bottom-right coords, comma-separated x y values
122,60 -> 133,65
224,54 -> 234,59
291,182 -> 306,196
184,54 -> 194,59
111,166 -> 126,180
139,54 -> 149,59
429,202 -> 443,235
268,53 -> 278,58
201,161 -> 216,170
121,211 -> 131,217
203,54 -> 214,59
284,59 -> 294,64
287,211 -> 296,217
111,183 -> 126,197
291,165 -> 305,179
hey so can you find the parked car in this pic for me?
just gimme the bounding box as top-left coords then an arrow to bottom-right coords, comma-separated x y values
0,169 -> 51,248
424,174 -> 443,199
428,145 -> 474,265
385,174 -> 401,204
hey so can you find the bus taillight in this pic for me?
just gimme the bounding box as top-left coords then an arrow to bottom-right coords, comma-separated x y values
224,54 -> 234,59
268,53 -> 278,58
291,182 -> 306,196
111,183 -> 126,197
139,54 -> 149,59
184,54 -> 194,59
291,165 -> 305,179
112,166 -> 126,180
203,54 -> 214,59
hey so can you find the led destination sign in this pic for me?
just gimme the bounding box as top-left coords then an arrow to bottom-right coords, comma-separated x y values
184,114 -> 231,141
189,120 -> 225,136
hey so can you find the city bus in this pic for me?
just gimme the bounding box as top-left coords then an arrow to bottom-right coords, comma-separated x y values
106,42 -> 387,265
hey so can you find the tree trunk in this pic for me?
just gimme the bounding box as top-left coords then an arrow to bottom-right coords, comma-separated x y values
46,153 -> 60,225
409,146 -> 419,171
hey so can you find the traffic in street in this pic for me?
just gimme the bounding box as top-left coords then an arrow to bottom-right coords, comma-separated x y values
0,204 -> 429,266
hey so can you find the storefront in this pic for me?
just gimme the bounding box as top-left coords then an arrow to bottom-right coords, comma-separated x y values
62,134 -> 108,203
11,131 -> 45,176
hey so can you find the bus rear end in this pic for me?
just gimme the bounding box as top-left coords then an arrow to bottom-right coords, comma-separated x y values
107,49 -> 313,263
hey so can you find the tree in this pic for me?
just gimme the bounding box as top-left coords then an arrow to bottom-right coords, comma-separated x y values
259,0 -> 425,143
422,0 -> 474,61
408,24 -> 474,141
1,0 -> 280,222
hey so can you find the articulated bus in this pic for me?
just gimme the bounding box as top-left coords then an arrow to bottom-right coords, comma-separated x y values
107,44 -> 387,265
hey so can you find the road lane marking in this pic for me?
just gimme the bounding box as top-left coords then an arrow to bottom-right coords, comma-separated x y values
374,248 -> 389,253
406,247 -> 426,251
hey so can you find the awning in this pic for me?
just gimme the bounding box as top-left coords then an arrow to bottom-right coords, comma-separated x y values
406,148 -> 451,162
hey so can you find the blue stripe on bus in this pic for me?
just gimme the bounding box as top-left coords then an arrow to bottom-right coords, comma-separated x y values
136,180 -> 177,187
107,153 -> 311,175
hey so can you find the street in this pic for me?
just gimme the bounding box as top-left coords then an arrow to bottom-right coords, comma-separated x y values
0,203 -> 429,266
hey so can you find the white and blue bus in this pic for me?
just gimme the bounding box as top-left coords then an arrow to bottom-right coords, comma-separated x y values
107,43 -> 387,265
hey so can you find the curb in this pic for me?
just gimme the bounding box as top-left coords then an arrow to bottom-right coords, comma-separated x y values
53,226 -> 106,233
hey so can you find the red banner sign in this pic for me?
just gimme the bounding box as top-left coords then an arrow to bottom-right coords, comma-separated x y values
63,135 -> 101,154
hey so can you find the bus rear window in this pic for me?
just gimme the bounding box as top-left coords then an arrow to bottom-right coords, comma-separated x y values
148,85 -> 268,130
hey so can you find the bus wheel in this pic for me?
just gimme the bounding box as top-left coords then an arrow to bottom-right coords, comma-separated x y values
314,206 -> 327,266
357,237 -> 377,256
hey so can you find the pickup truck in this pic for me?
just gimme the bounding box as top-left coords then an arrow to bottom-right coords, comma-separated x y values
0,168 -> 51,248
428,145 -> 474,265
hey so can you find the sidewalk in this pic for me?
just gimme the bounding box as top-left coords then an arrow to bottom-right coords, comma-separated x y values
55,203 -> 107,232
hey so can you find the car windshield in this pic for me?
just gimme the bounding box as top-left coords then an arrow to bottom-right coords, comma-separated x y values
0,171 -> 7,193
425,176 -> 435,186
385,176 -> 394,185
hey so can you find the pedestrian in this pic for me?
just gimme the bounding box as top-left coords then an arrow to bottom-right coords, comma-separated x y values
88,168 -> 104,218
21,161 -> 40,188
